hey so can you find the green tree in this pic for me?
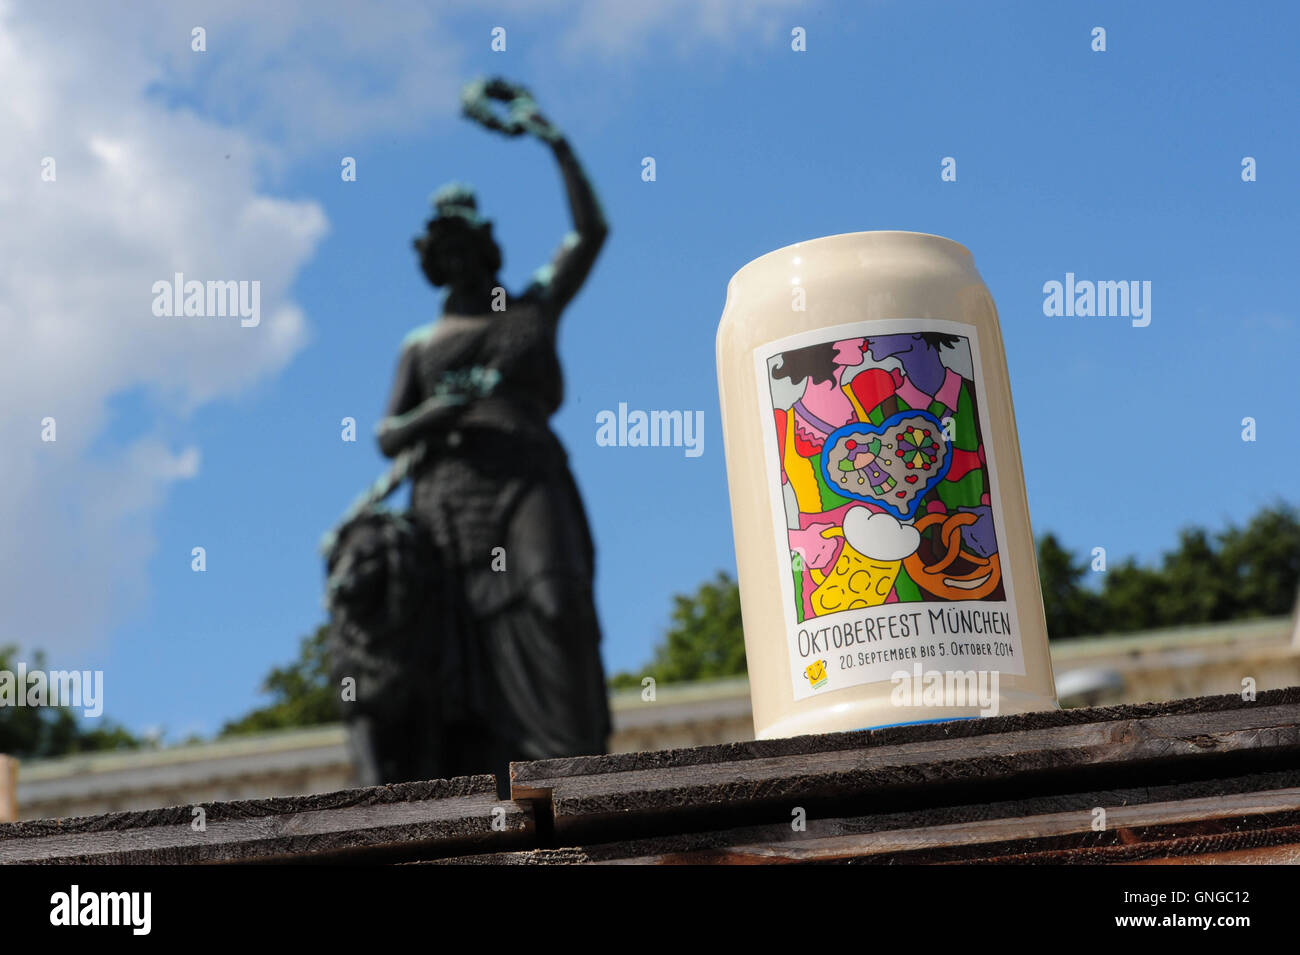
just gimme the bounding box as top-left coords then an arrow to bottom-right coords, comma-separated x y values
0,647 -> 141,759
1035,533 -> 1104,638
219,625 -> 339,737
1149,527 -> 1227,625
609,570 -> 747,688
1082,502 -> 1299,635
1216,503 -> 1300,619
1097,557 -> 1167,633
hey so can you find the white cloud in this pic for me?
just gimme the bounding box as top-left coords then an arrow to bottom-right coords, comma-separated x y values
0,0 -> 327,653
843,508 -> 920,562
534,0 -> 804,61
11,0 -> 806,160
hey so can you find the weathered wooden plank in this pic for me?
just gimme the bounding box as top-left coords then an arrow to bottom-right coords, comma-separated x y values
691,788 -> 1300,865
511,692 -> 1300,838
0,776 -> 530,864
433,776 -> 1300,865
1122,843 -> 1300,864
513,687 -> 1300,793
959,824 -> 1300,865
0,756 -> 15,823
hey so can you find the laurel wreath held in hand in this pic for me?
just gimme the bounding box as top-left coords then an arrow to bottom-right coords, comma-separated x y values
460,76 -> 560,142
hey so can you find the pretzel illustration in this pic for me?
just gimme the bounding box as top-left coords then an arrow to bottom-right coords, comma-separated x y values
902,511 -> 1001,600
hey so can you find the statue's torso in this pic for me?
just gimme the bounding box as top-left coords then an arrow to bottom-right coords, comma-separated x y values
411,296 -> 562,437
404,296 -> 587,587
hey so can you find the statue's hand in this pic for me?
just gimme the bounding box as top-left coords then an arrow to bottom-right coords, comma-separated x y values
376,394 -> 465,458
461,77 -> 529,137
512,100 -> 563,144
461,76 -> 563,144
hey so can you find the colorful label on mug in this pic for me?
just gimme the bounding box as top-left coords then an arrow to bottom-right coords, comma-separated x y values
752,319 -> 1027,702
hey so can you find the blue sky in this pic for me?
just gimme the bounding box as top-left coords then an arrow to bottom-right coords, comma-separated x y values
3,0 -> 1297,740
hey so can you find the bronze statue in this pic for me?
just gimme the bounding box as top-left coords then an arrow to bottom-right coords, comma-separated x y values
325,78 -> 611,794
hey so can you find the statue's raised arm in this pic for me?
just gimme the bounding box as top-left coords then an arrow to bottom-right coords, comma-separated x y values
461,77 -> 608,316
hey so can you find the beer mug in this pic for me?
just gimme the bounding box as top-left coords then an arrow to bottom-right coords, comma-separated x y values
716,231 -> 1058,738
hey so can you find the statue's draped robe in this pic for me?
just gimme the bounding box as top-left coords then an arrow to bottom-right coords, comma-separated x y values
388,291 -> 611,783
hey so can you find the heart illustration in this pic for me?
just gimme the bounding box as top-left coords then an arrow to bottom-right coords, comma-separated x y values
822,411 -> 951,520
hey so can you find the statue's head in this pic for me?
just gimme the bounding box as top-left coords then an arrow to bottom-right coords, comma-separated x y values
414,182 -> 502,288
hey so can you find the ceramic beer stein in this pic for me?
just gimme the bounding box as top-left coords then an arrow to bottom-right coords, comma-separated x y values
717,231 -> 1058,738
